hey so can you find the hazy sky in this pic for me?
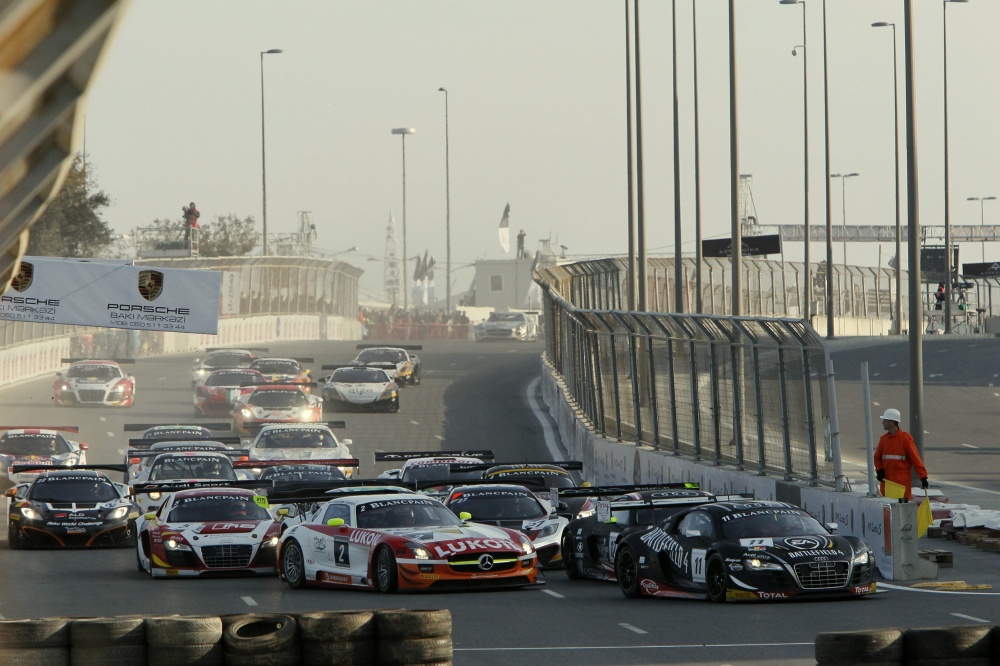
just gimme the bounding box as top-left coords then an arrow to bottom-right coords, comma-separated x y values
83,0 -> 1000,297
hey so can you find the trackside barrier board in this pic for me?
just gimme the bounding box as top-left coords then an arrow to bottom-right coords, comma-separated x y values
0,256 -> 221,334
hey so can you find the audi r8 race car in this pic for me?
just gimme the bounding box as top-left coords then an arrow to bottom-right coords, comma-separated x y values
320,365 -> 399,412
560,484 -> 725,581
613,500 -> 877,602
6,465 -> 139,548
193,369 -> 266,416
374,450 -> 494,485
442,483 -> 569,568
125,436 -> 245,484
275,487 -> 540,592
246,424 -> 354,477
53,359 -> 136,407
0,426 -> 88,489
190,348 -> 267,385
124,423 -> 232,441
249,358 -> 313,391
352,345 -> 421,386
232,384 -> 323,436
474,311 -> 539,342
135,483 -> 280,577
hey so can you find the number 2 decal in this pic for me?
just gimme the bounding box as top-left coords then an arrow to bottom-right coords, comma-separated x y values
334,537 -> 350,567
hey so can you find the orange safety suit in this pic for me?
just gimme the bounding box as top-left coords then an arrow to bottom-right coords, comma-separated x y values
874,429 -> 928,501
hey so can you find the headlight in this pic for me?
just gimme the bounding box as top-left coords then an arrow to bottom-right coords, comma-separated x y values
58,384 -> 72,392
261,535 -> 279,548
241,409 -> 253,417
519,534 -> 535,554
110,384 -> 126,393
852,549 -> 871,565
165,538 -> 192,551
20,507 -> 40,520
107,507 -> 129,520
575,508 -> 595,519
744,557 -> 783,571
148,492 -> 162,501
535,524 -> 559,539
405,541 -> 431,559
379,387 -> 398,400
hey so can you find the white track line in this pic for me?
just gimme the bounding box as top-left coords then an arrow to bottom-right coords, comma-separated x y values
951,613 -> 990,623
542,589 -> 564,599
880,582 -> 1000,596
619,623 -> 648,635
241,596 -> 258,606
527,377 -> 567,460
455,642 -> 812,652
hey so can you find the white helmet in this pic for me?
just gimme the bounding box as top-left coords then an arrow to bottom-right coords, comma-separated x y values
879,408 -> 901,423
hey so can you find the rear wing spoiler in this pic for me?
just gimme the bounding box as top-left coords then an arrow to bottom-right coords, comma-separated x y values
374,450 -> 495,463
0,426 -> 79,433
123,423 -> 232,432
321,364 -> 352,371
589,492 -> 755,511
242,381 -> 317,388
268,479 -> 417,503
10,463 -> 128,475
235,458 -> 359,470
459,461 -> 584,473
126,447 -> 250,461
253,357 -> 314,364
204,347 -> 269,352
127,436 -> 243,450
256,421 -> 345,430
132,480 -> 274,495
60,358 -> 134,364
356,344 -> 422,351
556,482 -> 701,499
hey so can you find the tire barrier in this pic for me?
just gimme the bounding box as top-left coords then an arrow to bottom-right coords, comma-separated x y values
0,609 -> 452,666
815,624 -> 999,665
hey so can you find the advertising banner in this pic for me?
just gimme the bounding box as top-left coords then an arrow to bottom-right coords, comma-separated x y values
702,234 -> 782,257
0,257 -> 221,334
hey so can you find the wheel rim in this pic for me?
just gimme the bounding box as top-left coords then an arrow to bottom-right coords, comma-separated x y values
377,548 -> 392,589
707,559 -> 725,599
284,543 -> 304,584
617,550 -> 636,591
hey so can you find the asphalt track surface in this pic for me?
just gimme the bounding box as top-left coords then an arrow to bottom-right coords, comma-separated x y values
1,337 -> 999,666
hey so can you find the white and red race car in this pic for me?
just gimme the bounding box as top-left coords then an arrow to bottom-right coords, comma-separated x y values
232,384 -> 322,436
53,359 -> 136,407
0,426 -> 88,489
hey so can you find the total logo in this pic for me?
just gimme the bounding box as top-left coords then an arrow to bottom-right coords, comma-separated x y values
756,591 -> 789,600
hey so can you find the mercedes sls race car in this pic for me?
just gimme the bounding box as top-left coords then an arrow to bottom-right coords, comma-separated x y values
246,424 -> 354,477
374,450 -> 494,484
53,359 -> 136,407
136,483 -> 280,577
124,423 -> 232,441
560,484 -> 728,581
320,365 -> 399,412
352,345 -> 421,386
193,369 -> 266,416
190,348 -> 267,385
474,311 -> 539,342
131,451 -> 246,514
614,500 -> 877,602
232,384 -> 322,436
249,358 -> 313,391
6,465 -> 139,548
442,483 -> 569,568
275,487 -> 540,592
0,426 -> 88,489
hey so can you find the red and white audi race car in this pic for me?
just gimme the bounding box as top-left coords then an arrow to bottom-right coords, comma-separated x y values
232,384 -> 322,436
53,359 -> 136,407
136,484 -> 280,577
193,369 -> 266,417
275,488 -> 540,592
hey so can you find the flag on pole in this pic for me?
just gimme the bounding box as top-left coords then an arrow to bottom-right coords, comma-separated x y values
917,497 -> 933,538
413,253 -> 425,282
525,250 -> 542,308
425,255 -> 436,306
498,203 -> 510,254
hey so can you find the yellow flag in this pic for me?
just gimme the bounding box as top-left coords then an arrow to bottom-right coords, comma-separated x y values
883,479 -> 906,500
917,498 -> 933,538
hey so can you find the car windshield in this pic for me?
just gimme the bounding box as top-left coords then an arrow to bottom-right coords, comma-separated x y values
148,457 -> 237,481
143,427 -> 211,439
30,478 -> 119,503
206,371 -> 261,387
0,433 -> 70,456
248,390 -> 308,408
260,466 -> 346,484
357,349 -> 405,364
251,361 -> 299,375
486,471 -> 575,489
401,464 -> 482,483
331,368 -> 388,383
721,509 -> 827,539
356,499 -> 462,529
487,313 -> 525,323
255,429 -> 336,449
167,497 -> 270,522
205,353 -> 251,369
66,365 -> 119,380
447,489 -> 546,520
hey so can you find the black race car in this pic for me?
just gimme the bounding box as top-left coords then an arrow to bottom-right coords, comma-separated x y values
6,465 -> 139,549
613,500 -> 877,602
560,484 -> 724,581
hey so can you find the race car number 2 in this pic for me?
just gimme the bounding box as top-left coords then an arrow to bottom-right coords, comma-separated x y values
333,537 -> 350,567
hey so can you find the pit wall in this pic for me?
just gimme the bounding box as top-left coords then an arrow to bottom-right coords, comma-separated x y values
541,358 -> 932,581
0,315 -> 361,387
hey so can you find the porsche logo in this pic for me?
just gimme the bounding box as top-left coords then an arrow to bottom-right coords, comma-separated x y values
10,261 -> 32,292
138,270 -> 164,301
478,554 -> 495,571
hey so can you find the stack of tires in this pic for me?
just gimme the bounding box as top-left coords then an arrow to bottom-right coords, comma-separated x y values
0,617 -> 69,665
298,610 -> 376,665
223,614 -> 298,666
375,609 -> 452,666
145,616 -> 223,666
816,625 -> 997,665
70,617 -> 146,665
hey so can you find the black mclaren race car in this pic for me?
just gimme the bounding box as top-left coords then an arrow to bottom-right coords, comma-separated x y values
614,500 -> 877,602
560,484 -> 724,581
6,465 -> 139,549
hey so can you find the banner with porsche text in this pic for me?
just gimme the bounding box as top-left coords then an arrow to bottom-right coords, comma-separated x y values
0,257 -> 221,334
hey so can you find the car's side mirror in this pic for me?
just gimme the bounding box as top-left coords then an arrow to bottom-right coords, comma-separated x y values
683,529 -> 702,538
277,508 -> 289,517
603,516 -> 618,524
4,488 -> 16,498
327,518 -> 345,527
825,522 -> 839,533
459,512 -> 472,521
144,513 -> 155,520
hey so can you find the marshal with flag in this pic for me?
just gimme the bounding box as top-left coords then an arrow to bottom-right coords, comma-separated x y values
498,202 -> 511,254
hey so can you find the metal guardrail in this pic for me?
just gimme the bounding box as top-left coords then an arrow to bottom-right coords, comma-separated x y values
538,259 -> 840,486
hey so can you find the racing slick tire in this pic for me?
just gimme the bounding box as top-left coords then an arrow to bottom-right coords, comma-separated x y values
614,546 -> 642,598
375,609 -> 451,640
145,615 -> 223,646
562,535 -> 580,580
7,523 -> 24,549
69,645 -> 146,665
902,625 -> 993,662
298,611 -> 375,642
374,545 -> 399,593
0,617 -> 69,648
706,553 -> 729,603
280,539 -> 307,588
378,637 -> 453,665
411,371 -> 421,386
0,647 -> 68,665
223,615 -> 297,656
814,627 -> 905,664
69,617 -> 145,647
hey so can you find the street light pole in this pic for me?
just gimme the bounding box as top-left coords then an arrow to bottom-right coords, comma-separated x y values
692,0 -> 703,314
831,173 -> 859,267
672,0 -> 683,314
391,127 -> 416,310
943,0 -> 968,334
781,0 -> 809,320
968,196 -> 996,262
438,88 -> 451,313
260,48 -> 283,256
872,22 -> 902,334
821,0 -> 833,338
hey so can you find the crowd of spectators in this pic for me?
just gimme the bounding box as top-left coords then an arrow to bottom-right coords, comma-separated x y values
358,307 -> 471,341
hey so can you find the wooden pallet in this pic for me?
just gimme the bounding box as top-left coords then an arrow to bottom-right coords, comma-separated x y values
918,549 -> 954,567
